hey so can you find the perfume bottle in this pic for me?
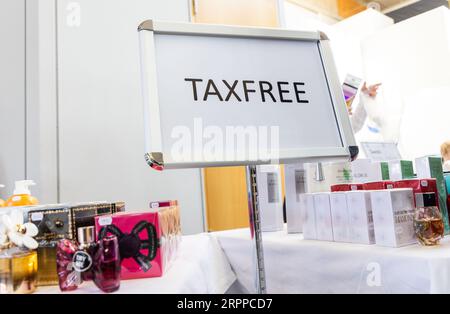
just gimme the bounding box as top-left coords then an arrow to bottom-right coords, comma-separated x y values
77,226 -> 98,281
93,235 -> 120,293
0,247 -> 38,294
56,238 -> 78,291
413,193 -> 444,246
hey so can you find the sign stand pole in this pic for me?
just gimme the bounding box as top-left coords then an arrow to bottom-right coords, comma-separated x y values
246,165 -> 267,294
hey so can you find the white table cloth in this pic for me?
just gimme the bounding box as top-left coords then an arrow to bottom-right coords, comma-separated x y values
37,233 -> 236,294
212,227 -> 450,294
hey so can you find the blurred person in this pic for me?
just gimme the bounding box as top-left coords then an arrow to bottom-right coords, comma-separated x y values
441,141 -> 450,172
348,82 -> 382,134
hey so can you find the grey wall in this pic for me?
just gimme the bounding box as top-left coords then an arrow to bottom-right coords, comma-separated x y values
0,0 -> 26,199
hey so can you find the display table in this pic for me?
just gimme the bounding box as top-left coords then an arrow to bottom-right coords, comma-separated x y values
212,227 -> 450,294
37,233 -> 236,294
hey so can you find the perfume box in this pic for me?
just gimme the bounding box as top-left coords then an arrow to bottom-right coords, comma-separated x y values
415,156 -> 450,234
331,183 -> 363,192
300,194 -> 316,240
370,188 -> 416,247
329,193 -> 350,243
284,164 -> 305,233
313,193 -> 334,241
304,162 -> 352,193
351,159 -> 382,183
363,181 -> 395,191
28,205 -> 73,242
388,160 -> 415,181
70,202 -> 115,240
346,191 -> 375,245
95,208 -> 180,280
393,179 -> 438,206
256,165 -> 284,232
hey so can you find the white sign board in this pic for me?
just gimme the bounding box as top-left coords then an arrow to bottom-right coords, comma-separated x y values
138,21 -> 357,170
360,142 -> 401,162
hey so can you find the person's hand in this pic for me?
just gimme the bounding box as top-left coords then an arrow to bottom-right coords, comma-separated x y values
361,82 -> 382,98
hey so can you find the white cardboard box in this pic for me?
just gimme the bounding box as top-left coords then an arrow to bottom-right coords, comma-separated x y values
329,192 -> 350,243
346,191 -> 375,245
256,165 -> 284,232
351,159 -> 382,183
300,194 -> 317,240
304,162 -> 352,193
370,188 -> 416,247
313,193 -> 334,241
285,164 -> 305,234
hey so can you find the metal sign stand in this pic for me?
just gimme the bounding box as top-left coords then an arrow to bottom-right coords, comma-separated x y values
245,165 -> 267,294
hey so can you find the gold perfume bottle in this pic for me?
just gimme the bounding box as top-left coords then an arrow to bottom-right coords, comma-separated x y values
0,247 -> 38,294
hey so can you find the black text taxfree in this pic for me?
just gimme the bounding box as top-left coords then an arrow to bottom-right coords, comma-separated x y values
184,78 -> 309,104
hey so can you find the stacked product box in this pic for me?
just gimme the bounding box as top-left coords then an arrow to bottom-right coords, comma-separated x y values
370,188 -> 416,247
304,162 -> 352,193
95,200 -> 181,279
313,193 -> 334,241
346,191 -> 376,245
363,181 -> 394,190
329,192 -> 350,243
351,159 -> 389,183
388,160 -> 415,181
284,164 -> 306,234
331,183 -> 363,192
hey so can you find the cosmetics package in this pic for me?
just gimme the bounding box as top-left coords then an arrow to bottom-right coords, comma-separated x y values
351,159 -> 383,183
374,161 -> 391,180
0,247 -> 38,294
388,160 -> 415,181
329,193 -> 350,243
370,188 -> 416,248
363,181 -> 395,191
36,242 -> 58,286
313,193 -> 334,241
95,209 -> 180,280
284,164 -> 306,233
346,191 -> 375,245
331,183 -> 363,192
28,205 -> 73,242
255,165 -> 284,232
415,156 -> 450,234
300,194 -> 316,240
71,202 -> 122,241
304,162 -> 352,193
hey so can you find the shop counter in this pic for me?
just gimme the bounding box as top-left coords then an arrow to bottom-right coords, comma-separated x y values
212,227 -> 450,294
37,233 -> 236,294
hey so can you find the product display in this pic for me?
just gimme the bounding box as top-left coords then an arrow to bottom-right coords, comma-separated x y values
370,188 -> 416,247
388,160 -> 415,181
284,164 -> 305,233
329,193 -> 350,243
299,194 -> 316,240
255,165 -> 284,232
0,247 -> 38,294
313,193 -> 334,241
5,180 -> 39,207
363,181 -> 394,190
331,183 -> 363,192
346,191 -> 375,245
415,156 -> 450,234
413,193 -> 444,246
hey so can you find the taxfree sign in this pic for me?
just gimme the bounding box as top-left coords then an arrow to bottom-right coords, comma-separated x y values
184,78 -> 309,104
138,21 -> 356,168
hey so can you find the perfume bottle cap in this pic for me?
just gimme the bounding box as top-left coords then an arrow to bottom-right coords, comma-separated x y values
78,226 -> 95,244
415,193 -> 437,208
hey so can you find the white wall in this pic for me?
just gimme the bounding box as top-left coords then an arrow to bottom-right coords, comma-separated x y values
21,0 -> 205,235
361,6 -> 450,160
0,0 -> 26,199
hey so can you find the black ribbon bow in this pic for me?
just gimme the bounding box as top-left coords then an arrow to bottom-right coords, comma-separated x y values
98,221 -> 158,272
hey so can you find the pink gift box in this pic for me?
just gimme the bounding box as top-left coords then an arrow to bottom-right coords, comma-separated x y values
94,205 -> 180,280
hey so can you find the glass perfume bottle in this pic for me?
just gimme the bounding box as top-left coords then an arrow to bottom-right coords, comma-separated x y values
0,247 -> 38,294
77,226 -> 98,281
413,193 -> 444,246
93,235 -> 120,293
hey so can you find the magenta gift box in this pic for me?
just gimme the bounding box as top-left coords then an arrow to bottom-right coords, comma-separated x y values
94,211 -> 164,280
